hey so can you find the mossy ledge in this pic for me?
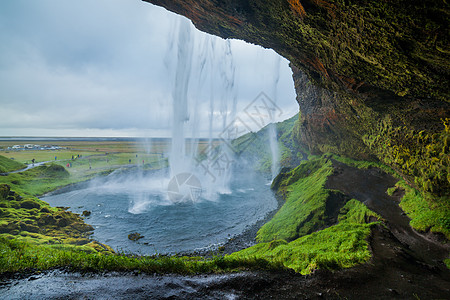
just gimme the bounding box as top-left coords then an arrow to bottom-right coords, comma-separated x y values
231,155 -> 449,274
230,157 -> 383,274
0,183 -> 112,254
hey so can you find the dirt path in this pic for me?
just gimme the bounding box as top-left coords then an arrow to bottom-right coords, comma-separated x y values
325,160 -> 449,265
0,161 -> 52,175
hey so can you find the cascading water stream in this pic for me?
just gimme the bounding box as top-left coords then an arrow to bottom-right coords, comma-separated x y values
169,18 -> 194,178
162,18 -> 283,201
268,56 -> 281,180
166,19 -> 239,201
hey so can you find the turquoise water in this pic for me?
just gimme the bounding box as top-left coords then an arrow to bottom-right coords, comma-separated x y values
42,168 -> 277,254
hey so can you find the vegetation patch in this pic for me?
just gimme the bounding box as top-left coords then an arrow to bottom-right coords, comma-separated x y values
230,199 -> 380,275
0,155 -> 25,173
396,180 -> 450,240
0,236 -> 285,275
259,158 -> 334,242
230,156 -> 383,275
364,117 -> 449,199
231,114 -> 306,172
0,183 -> 99,250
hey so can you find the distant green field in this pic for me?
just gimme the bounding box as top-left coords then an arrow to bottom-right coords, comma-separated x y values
0,139 -> 215,165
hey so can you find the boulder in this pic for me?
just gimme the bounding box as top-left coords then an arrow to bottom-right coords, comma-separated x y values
20,200 -> 41,209
20,223 -> 40,233
128,232 -> 144,241
82,210 -> 91,217
0,184 -> 10,199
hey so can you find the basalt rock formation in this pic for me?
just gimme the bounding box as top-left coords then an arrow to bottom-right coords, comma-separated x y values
143,0 -> 449,200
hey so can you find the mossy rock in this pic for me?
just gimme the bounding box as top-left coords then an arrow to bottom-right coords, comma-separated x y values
87,241 -> 115,253
70,222 -> 94,233
20,200 -> 41,210
56,217 -> 70,227
40,207 -> 51,213
128,232 -> 144,241
65,238 -> 91,245
37,214 -> 57,226
0,222 -> 20,234
19,223 -> 40,234
0,184 -> 10,200
82,210 -> 91,217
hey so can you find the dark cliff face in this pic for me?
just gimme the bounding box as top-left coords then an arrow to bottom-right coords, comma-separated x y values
143,0 -> 449,200
145,0 -> 449,100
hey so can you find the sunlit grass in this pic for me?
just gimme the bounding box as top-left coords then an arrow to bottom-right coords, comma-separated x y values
0,155 -> 26,173
258,158 -> 333,242
230,199 -> 380,274
397,180 -> 450,239
0,236 -> 284,274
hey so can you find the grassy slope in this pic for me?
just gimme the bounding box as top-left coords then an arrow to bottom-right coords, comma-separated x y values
231,155 -> 448,274
395,181 -> 450,240
231,114 -> 305,172
325,153 -> 450,240
258,158 -> 333,241
0,155 -> 26,173
230,201 -> 378,275
0,234 -> 286,274
229,157 -> 382,274
0,153 -> 166,197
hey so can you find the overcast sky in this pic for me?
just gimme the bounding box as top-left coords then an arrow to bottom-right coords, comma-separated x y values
0,0 -> 298,138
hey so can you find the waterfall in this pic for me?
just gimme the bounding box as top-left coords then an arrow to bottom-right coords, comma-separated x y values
164,19 -> 283,200
169,18 -> 194,178
165,19 -> 238,202
269,56 -> 281,180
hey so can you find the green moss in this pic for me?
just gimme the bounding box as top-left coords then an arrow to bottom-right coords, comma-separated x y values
364,118 -> 449,199
0,184 -> 94,247
386,186 -> 397,196
338,199 -> 382,224
397,180 -> 450,239
259,158 -> 333,242
231,199 -> 379,274
445,258 -> 450,269
0,236 -> 284,274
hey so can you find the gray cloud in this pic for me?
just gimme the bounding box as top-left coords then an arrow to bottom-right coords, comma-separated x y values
0,0 -> 298,137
